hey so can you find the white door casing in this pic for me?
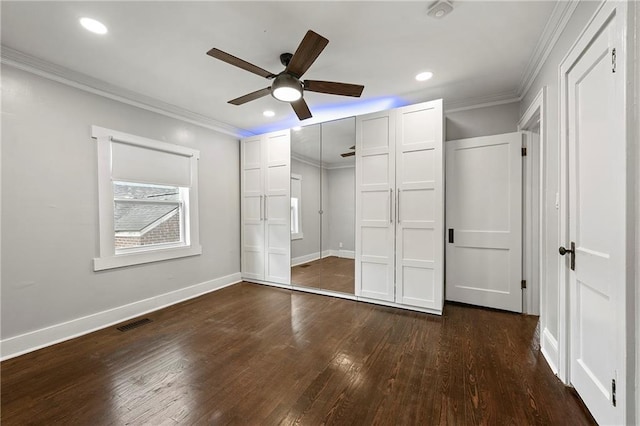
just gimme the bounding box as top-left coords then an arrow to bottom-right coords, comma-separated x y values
355,110 -> 396,302
522,129 -> 541,316
445,132 -> 523,313
560,2 -> 627,424
395,101 -> 444,310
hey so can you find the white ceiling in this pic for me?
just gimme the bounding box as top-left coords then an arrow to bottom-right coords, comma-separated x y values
1,1 -> 556,136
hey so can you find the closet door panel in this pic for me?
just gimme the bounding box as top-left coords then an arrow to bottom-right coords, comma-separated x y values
356,111 -> 396,302
395,101 -> 444,310
241,136 -> 265,280
264,130 -> 291,285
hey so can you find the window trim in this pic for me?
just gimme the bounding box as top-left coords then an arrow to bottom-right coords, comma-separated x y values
290,173 -> 303,240
92,125 -> 202,271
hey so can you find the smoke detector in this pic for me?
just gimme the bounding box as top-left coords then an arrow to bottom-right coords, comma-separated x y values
427,0 -> 454,19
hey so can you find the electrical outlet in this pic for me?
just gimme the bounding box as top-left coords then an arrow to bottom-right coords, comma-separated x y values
339,242 -> 343,248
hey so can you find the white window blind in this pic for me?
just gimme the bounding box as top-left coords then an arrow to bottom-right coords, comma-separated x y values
111,141 -> 192,187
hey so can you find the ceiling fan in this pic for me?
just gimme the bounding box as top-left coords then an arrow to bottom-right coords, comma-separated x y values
341,146 -> 356,158
207,30 -> 365,121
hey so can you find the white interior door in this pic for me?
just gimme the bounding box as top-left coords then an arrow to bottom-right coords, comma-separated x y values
395,101 -> 443,310
564,6 -> 625,424
355,111 -> 396,302
241,136 -> 265,280
445,132 -> 522,312
264,130 -> 291,285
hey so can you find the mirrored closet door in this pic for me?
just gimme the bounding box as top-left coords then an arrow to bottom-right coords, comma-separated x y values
290,117 -> 355,294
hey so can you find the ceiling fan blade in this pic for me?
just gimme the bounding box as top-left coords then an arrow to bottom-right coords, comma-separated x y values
340,151 -> 356,158
304,80 -> 364,97
228,87 -> 271,105
285,30 -> 329,78
207,48 -> 276,79
291,98 -> 312,120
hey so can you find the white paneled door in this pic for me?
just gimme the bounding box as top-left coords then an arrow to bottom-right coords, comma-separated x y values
241,135 -> 265,281
356,99 -> 444,312
395,102 -> 443,310
264,131 -> 291,284
562,3 -> 626,424
355,110 -> 396,302
240,130 -> 291,285
445,132 -> 522,312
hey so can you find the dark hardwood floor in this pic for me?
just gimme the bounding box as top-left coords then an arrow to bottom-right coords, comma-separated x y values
1,282 -> 595,425
291,256 -> 355,294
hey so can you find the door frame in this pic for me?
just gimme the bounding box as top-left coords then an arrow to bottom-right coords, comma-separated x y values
518,87 -> 546,318
558,1 -> 633,422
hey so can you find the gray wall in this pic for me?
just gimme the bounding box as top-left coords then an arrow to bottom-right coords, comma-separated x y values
519,1 -> 599,352
445,102 -> 520,141
1,65 -> 240,340
290,160 -> 355,260
326,167 -> 355,252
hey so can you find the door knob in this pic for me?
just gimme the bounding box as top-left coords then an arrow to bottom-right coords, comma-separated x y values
559,242 -> 576,271
558,246 -> 573,255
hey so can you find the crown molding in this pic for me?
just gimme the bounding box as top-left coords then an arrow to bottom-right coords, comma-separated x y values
444,91 -> 520,113
1,46 -> 249,138
517,0 -> 580,98
291,152 -> 321,168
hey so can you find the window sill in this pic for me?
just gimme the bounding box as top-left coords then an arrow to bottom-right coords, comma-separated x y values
291,232 -> 304,241
93,245 -> 202,271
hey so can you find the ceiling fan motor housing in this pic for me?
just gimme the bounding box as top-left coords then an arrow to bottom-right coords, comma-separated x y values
279,53 -> 293,67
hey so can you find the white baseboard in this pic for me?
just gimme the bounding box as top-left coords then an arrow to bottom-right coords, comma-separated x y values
291,252 -> 321,267
540,327 -> 559,375
291,284 -> 357,300
357,296 -> 443,316
0,272 -> 242,361
329,249 -> 355,259
292,249 -> 354,266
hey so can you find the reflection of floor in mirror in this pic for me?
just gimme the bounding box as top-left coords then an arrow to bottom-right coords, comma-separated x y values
291,256 -> 354,294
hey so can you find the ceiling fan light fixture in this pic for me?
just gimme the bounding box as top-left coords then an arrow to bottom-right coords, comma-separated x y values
271,74 -> 303,102
263,110 -> 275,117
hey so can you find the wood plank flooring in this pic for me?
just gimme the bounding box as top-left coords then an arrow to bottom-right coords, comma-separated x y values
1,282 -> 595,425
291,256 -> 355,294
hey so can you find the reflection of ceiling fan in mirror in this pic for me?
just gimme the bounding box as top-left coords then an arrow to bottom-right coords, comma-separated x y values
340,145 -> 356,158
207,30 -> 365,121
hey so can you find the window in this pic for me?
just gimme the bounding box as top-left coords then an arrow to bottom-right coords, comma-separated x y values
92,126 -> 201,271
113,182 -> 184,250
291,173 -> 303,240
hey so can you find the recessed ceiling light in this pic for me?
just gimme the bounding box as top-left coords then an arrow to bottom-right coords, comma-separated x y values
263,110 -> 275,117
293,126 -> 302,131
80,17 -> 108,35
415,71 -> 434,82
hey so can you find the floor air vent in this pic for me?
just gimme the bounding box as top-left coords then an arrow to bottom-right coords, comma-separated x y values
117,318 -> 152,332
299,264 -> 311,268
